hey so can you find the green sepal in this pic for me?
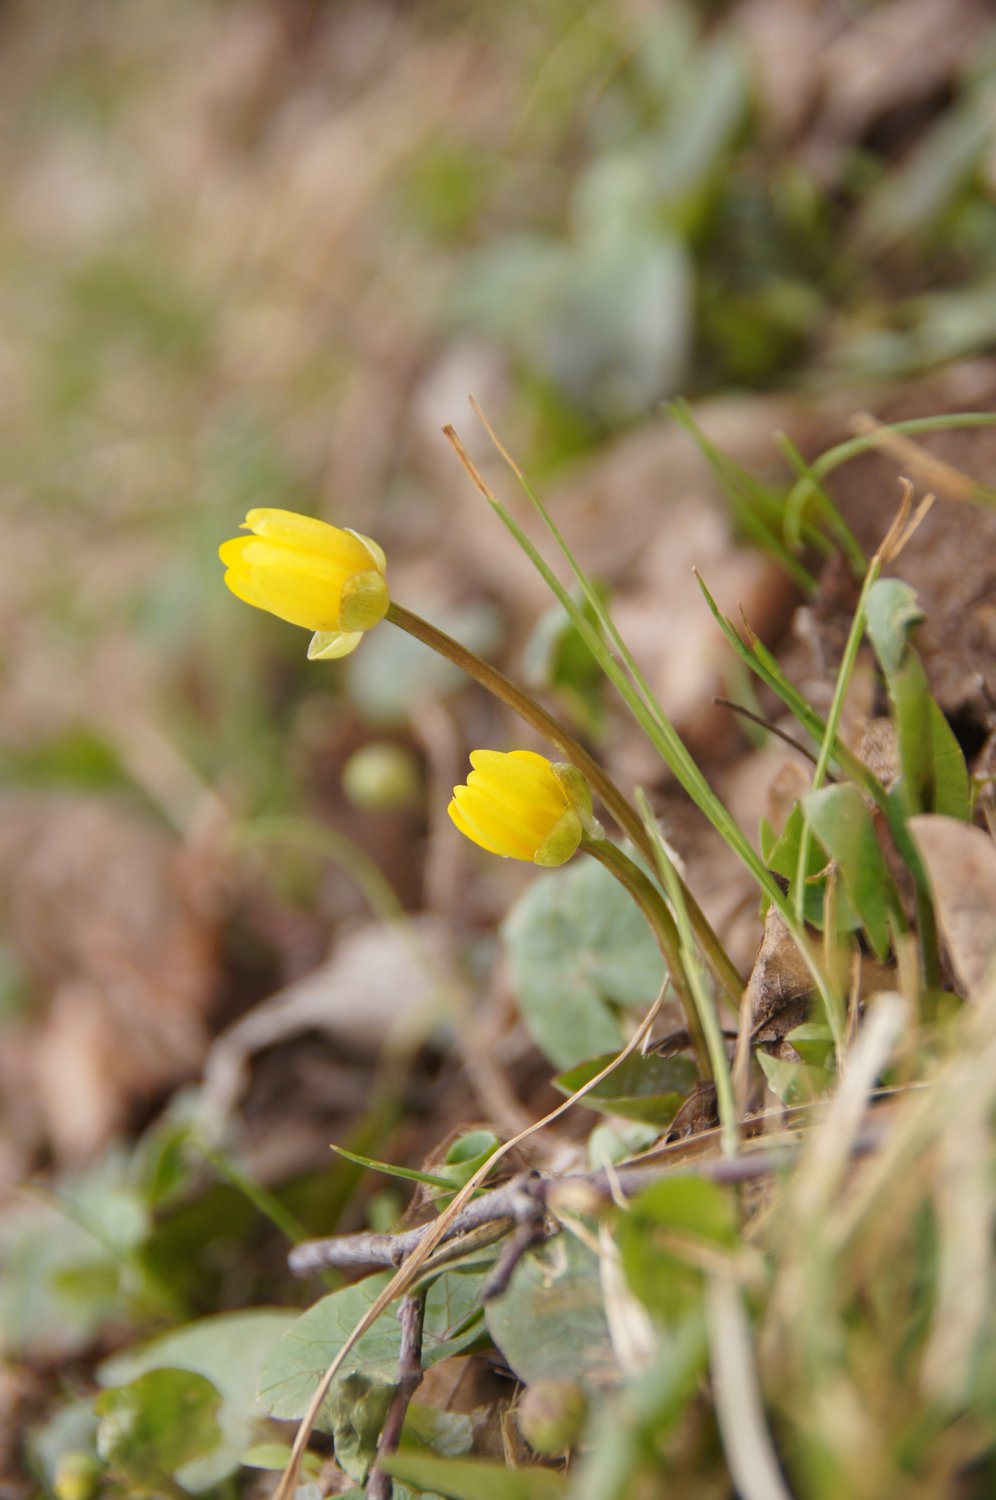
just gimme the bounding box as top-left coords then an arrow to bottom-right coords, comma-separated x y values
308,629 -> 364,660
549,763 -> 602,839
534,809 -> 584,867
339,570 -> 390,632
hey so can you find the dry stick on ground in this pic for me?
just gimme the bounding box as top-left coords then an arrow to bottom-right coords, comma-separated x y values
270,987 -> 667,1500
366,1290 -> 427,1500
289,1122 -> 888,1281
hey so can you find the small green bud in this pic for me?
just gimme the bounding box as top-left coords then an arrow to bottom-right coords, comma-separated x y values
517,1380 -> 588,1454
342,743 -> 420,812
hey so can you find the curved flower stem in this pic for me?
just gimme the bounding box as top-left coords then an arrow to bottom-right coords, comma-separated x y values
585,838 -> 711,1079
386,600 -> 742,1011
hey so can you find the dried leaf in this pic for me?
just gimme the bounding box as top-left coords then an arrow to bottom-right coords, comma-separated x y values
909,816 -> 996,999
744,905 -> 814,1050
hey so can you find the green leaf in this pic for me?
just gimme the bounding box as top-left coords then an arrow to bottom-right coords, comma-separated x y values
502,857 -> 665,1068
866,578 -> 924,678
618,1178 -> 737,1323
925,698 -> 970,820
438,1130 -> 502,1196
96,1369 -> 222,1493
784,1021 -> 835,1069
98,1309 -> 296,1490
766,801 -> 861,930
0,1158 -> 165,1358
571,1326 -> 707,1500
804,783 -> 901,959
866,578 -> 969,820
587,1121 -> 660,1169
330,1144 -> 453,1192
629,1176 -> 738,1241
486,1235 -> 616,1393
258,1270 -> 484,1424
383,1451 -> 568,1500
757,1051 -> 834,1106
865,578 -> 932,815
325,1370 -> 394,1483
554,1051 -> 698,1125
766,802 -> 825,883
890,656 -> 933,816
334,1134 -> 501,1206
401,1405 -> 474,1458
241,1442 -> 322,1477
759,816 -> 778,864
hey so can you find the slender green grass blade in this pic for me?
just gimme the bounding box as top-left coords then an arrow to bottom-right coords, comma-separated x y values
804,784 -> 904,961
788,413 -> 996,517
774,431 -> 866,572
667,400 -> 819,592
694,571 -> 887,806
329,1145 -> 453,1191
635,789 -> 740,1157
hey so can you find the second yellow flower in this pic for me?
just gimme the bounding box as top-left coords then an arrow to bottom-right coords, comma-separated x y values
448,749 -> 600,867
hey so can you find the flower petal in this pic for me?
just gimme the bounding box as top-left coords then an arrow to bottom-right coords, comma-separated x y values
451,785 -> 541,860
345,528 -> 387,575
447,797 -> 509,856
243,509 -> 374,569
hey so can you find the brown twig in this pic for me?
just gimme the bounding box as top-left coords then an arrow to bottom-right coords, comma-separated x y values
289,1123 -> 887,1279
366,1290 -> 427,1500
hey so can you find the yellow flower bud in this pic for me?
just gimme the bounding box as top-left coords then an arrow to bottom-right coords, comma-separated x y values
219,508 -> 389,659
448,749 -> 600,867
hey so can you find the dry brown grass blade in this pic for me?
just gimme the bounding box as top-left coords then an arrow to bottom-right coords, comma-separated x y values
272,987 -> 666,1499
875,475 -> 935,564
851,413 -> 978,505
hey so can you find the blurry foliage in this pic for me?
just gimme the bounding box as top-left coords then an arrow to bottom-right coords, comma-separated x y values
501,856 -> 665,1068
524,585 -> 612,739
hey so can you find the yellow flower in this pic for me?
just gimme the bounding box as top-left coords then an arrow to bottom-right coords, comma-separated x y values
448,749 -> 600,867
219,508 -> 389,659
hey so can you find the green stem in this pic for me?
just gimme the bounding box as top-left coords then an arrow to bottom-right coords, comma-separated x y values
791,553 -> 888,1052
634,790 -> 739,1157
386,601 -> 742,1011
585,838 -> 711,1079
